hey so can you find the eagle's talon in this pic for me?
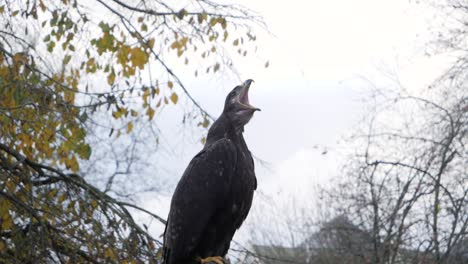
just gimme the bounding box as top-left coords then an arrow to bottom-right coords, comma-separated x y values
197,256 -> 225,264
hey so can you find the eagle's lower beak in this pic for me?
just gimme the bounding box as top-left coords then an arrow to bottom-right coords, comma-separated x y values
239,79 -> 261,111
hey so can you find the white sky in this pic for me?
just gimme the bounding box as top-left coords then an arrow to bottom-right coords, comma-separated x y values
133,0 -> 453,248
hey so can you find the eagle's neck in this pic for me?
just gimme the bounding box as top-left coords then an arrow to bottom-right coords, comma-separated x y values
205,113 -> 244,148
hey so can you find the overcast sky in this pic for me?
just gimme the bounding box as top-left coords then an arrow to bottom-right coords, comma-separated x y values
132,0 -> 452,247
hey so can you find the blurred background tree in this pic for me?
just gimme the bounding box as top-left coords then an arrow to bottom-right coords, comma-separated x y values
235,1 -> 467,264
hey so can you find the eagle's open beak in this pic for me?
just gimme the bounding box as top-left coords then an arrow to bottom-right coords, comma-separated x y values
238,79 -> 261,111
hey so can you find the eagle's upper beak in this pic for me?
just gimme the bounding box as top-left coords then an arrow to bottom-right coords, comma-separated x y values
238,79 -> 261,111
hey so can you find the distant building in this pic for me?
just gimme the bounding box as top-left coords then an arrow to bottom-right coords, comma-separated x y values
252,215 -> 373,264
251,216 -> 468,264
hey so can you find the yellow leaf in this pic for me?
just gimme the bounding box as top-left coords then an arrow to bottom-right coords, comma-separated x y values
47,189 -> 58,199
156,248 -> 163,260
126,122 -> 133,133
5,180 -> 16,193
65,156 -> 79,172
148,38 -> 155,49
170,40 -> 179,50
107,71 -> 115,85
76,143 -> 91,159
105,248 -> 117,261
112,107 -> 128,119
58,194 -> 67,203
143,88 -> 150,104
219,17 -> 227,29
180,37 -> 188,47
66,201 -> 76,214
130,47 -> 148,69
1,211 -> 13,230
64,90 -> 75,103
209,18 -> 217,27
39,1 -> 46,12
91,200 -> 98,209
168,81 -> 174,89
117,45 -> 130,65
201,118 -> 210,128
170,92 -> 178,104
147,107 -> 155,120
86,58 -> 97,73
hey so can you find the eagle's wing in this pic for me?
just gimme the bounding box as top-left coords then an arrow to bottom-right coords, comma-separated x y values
163,138 -> 237,263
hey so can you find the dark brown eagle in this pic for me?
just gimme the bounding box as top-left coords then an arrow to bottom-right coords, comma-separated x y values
163,79 -> 260,264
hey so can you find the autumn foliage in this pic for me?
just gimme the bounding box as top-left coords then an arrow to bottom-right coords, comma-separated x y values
0,0 -> 261,262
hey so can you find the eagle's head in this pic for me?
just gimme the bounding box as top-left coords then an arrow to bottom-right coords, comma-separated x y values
223,79 -> 260,128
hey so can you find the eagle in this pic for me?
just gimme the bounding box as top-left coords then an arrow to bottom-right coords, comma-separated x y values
163,79 -> 260,264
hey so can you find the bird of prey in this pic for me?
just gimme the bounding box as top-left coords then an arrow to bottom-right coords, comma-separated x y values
162,79 -> 260,264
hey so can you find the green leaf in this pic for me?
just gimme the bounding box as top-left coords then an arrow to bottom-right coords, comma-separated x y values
63,55 -> 72,65
177,9 -> 188,20
200,118 -> 210,128
47,41 -> 56,52
98,21 -> 110,32
76,143 -> 91,159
